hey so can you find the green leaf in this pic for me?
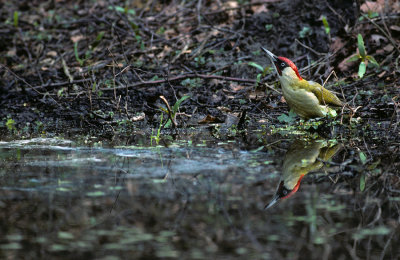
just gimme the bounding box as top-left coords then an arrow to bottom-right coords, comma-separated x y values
163,96 -> 190,128
347,54 -> 360,63
13,11 -> 19,28
248,62 -> 264,72
108,5 -> 125,13
357,34 -> 366,58
91,31 -> 105,49
358,62 -> 366,78
86,191 -> 105,197
265,24 -> 273,31
359,151 -> 367,164
366,55 -> 379,67
322,16 -> 330,34
368,11 -> 379,18
299,26 -> 312,38
277,111 -> 297,123
6,118 -> 15,131
58,232 -> 75,240
172,95 -> 190,114
360,174 -> 366,191
74,41 -> 84,66
277,113 -> 289,123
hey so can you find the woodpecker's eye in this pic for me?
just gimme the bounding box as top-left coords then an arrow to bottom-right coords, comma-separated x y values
282,190 -> 288,195
281,62 -> 286,67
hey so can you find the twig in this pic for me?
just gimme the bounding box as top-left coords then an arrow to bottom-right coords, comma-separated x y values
202,0 -> 282,15
322,70 -> 337,88
363,14 -> 400,55
159,95 -> 177,128
99,73 -> 256,91
295,39 -> 325,56
0,64 -> 58,104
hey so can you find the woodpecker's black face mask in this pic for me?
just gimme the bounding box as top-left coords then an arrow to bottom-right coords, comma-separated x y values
274,59 -> 288,76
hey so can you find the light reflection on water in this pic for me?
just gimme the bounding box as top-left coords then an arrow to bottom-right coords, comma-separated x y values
0,136 -> 398,259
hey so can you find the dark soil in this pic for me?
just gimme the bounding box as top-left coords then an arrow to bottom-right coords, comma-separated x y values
1,1 -> 400,259
1,0 -> 399,140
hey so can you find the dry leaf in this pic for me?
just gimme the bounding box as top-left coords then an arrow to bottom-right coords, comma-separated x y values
370,34 -> 387,46
252,5 -> 269,14
47,51 -> 58,57
217,106 -> 231,113
247,89 -> 267,100
360,0 -> 385,13
209,79 -> 224,87
71,35 -> 84,43
390,25 -> 400,32
383,44 -> 394,52
198,115 -> 217,124
131,112 -> 145,122
330,37 -> 346,53
229,82 -> 246,92
338,55 -> 358,72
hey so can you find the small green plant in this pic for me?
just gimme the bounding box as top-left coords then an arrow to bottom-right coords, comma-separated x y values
359,173 -> 366,191
13,11 -> 19,28
161,95 -> 190,128
74,31 -> 105,66
277,111 -> 297,124
6,118 -> 16,132
74,41 -> 87,66
248,62 -> 272,87
299,26 -> 312,38
265,24 -> 273,31
151,113 -> 163,146
348,34 -> 379,78
321,15 -> 330,35
181,78 -> 202,89
34,121 -> 44,133
108,5 -> 136,15
359,11 -> 379,21
194,56 -> 206,68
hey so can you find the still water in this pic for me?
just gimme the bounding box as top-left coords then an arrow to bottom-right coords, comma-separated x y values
0,133 -> 398,259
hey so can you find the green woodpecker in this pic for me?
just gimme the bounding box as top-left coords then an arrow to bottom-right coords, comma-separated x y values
265,139 -> 341,209
261,47 -> 343,119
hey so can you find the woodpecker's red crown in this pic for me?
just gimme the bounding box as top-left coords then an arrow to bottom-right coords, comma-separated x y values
275,56 -> 303,80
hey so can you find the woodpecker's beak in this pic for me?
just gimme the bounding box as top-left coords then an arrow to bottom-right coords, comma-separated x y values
261,47 -> 279,76
264,194 -> 280,209
261,47 -> 277,63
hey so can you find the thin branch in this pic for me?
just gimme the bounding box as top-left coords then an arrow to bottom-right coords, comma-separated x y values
159,95 -> 177,128
99,73 -> 256,91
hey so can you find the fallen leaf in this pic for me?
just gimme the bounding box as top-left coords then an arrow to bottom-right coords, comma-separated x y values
370,34 -> 387,46
330,37 -> 346,53
252,5 -> 269,14
229,82 -> 246,92
198,115 -> 217,124
209,79 -> 224,87
6,47 -> 16,57
247,89 -> 266,100
378,71 -> 386,78
47,51 -> 58,57
131,112 -> 145,122
71,35 -> 84,43
360,0 -> 384,13
383,44 -> 394,52
390,25 -> 400,32
217,106 -> 231,113
338,55 -> 359,72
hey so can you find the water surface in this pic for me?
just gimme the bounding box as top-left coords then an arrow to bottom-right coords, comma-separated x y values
0,133 -> 398,259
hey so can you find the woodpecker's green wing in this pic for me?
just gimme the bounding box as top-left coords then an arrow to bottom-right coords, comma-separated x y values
295,80 -> 343,107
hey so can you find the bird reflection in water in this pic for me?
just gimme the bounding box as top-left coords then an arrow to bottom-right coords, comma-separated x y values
265,139 -> 341,209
